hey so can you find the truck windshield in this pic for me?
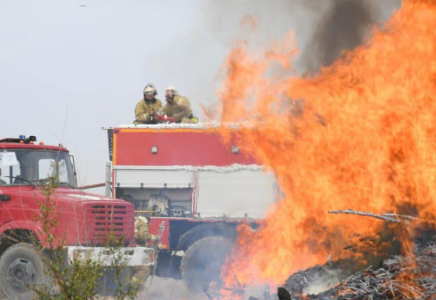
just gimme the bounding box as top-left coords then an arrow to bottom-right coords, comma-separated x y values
0,149 -> 76,188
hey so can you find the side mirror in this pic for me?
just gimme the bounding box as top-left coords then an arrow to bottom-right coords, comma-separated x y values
0,194 -> 11,201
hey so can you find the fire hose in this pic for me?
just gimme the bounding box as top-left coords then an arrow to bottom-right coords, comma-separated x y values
151,113 -> 175,124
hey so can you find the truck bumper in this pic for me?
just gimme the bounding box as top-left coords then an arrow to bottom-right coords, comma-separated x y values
66,246 -> 154,266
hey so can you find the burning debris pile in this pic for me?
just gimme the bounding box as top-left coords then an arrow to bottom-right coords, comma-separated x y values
277,210 -> 436,299
280,243 -> 436,300
209,211 -> 436,300
208,209 -> 436,300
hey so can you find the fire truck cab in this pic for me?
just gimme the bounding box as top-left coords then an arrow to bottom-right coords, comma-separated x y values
0,135 -> 154,299
105,124 -> 278,291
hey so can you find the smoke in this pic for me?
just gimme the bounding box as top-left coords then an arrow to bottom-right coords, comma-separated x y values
302,0 -> 375,73
302,270 -> 342,295
302,0 -> 402,74
141,277 -> 205,300
204,0 -> 402,75
204,0 -> 320,52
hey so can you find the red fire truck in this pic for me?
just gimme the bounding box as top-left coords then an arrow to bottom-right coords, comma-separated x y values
104,124 -> 278,291
0,135 -> 154,299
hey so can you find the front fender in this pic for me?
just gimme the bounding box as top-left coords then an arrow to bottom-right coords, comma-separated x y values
0,220 -> 49,247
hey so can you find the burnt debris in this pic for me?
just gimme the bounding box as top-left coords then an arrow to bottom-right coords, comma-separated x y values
279,244 -> 436,300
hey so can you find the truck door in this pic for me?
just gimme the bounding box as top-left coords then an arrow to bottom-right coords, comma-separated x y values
0,152 -> 20,184
0,152 -> 21,215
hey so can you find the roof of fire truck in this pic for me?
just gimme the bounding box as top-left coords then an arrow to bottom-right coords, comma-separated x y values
0,136 -> 69,152
103,122 -> 251,130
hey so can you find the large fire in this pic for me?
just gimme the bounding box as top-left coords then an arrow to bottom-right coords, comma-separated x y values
218,0 -> 436,288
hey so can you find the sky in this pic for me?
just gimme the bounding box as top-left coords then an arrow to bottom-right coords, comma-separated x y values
0,0 -> 401,192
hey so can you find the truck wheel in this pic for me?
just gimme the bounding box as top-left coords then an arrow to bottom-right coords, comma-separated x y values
0,243 -> 52,300
181,236 -> 233,293
155,251 -> 182,279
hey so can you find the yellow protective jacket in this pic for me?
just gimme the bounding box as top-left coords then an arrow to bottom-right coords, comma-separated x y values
134,98 -> 163,124
134,216 -> 156,245
163,95 -> 198,124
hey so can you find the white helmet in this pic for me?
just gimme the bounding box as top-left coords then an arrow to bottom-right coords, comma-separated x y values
166,85 -> 179,96
143,83 -> 157,95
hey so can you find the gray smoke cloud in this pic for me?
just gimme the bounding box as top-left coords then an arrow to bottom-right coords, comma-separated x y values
302,0 -> 376,73
204,0 -> 319,54
204,0 -> 402,75
302,0 -> 402,74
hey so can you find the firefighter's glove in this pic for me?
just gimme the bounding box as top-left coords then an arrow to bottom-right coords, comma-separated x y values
151,234 -> 159,243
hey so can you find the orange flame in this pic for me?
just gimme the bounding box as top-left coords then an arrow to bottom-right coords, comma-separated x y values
218,0 -> 436,287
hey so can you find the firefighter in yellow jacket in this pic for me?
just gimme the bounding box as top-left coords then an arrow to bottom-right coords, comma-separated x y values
132,216 -> 157,289
133,83 -> 163,124
163,86 -> 198,124
134,216 -> 158,245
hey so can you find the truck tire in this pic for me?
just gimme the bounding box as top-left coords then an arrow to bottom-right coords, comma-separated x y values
181,236 -> 233,293
155,251 -> 182,279
0,243 -> 52,300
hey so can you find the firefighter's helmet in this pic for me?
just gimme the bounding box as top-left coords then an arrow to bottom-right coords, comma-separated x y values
143,83 -> 157,95
135,216 -> 149,224
166,86 -> 179,96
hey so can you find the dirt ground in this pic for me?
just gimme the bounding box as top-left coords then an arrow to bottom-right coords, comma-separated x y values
137,277 -> 205,300
136,277 -> 272,300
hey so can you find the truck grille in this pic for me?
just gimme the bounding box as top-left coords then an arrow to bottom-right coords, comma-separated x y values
85,204 -> 133,245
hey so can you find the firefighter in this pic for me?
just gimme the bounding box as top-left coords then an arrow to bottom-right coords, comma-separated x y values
133,83 -> 163,124
134,215 -> 158,245
132,215 -> 157,289
163,86 -> 198,124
